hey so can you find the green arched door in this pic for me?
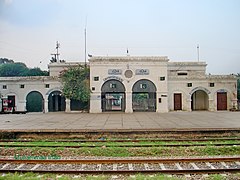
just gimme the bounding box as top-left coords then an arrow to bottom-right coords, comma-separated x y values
26,91 -> 44,112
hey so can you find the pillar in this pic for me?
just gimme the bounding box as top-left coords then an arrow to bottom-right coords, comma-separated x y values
90,92 -> 102,113
44,98 -> 48,113
186,98 -> 192,112
65,98 -> 71,112
208,98 -> 215,111
125,91 -> 133,113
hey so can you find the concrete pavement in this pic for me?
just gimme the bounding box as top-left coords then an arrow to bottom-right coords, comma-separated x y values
0,111 -> 239,131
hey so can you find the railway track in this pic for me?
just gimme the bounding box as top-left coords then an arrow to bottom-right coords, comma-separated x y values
0,137 -> 239,148
1,137 -> 240,142
0,143 -> 240,148
0,157 -> 240,175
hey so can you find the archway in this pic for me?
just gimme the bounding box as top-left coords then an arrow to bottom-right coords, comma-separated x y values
191,90 -> 209,111
26,91 -> 44,112
48,91 -> 66,112
132,79 -> 157,112
101,79 -> 126,112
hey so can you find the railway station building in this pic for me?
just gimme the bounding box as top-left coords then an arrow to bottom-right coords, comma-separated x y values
89,56 -> 238,113
0,56 -> 238,113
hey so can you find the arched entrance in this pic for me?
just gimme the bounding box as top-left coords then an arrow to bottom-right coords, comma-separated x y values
101,80 -> 125,112
191,90 -> 209,111
26,91 -> 44,112
132,79 -> 156,112
48,91 -> 66,112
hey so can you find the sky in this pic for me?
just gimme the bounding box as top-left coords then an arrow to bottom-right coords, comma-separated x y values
0,0 -> 240,74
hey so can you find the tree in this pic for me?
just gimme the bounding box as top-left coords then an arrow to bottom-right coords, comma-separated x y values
60,65 -> 91,109
23,67 -> 49,76
0,58 -> 14,64
237,73 -> 240,101
0,62 -> 28,77
0,60 -> 49,77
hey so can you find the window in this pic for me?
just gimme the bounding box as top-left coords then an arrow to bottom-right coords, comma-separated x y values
140,83 -> 147,89
20,84 -> 25,89
187,83 -> 192,87
45,84 -> 50,88
110,83 -> 117,88
160,77 -> 165,81
94,76 -> 99,81
92,87 -> 95,91
210,83 -> 215,87
178,72 -> 188,76
3,85 -> 7,89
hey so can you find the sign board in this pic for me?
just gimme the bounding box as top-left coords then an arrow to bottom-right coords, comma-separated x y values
108,69 -> 122,75
103,76 -> 124,82
136,69 -> 149,75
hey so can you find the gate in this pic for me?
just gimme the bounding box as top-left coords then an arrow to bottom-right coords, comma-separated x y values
132,79 -> 156,112
132,93 -> 156,111
101,80 -> 126,112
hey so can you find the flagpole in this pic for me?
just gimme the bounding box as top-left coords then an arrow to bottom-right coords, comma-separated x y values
197,44 -> 199,62
84,28 -> 87,67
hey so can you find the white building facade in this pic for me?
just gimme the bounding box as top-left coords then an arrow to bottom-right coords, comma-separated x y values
89,56 -> 238,113
0,56 -> 238,113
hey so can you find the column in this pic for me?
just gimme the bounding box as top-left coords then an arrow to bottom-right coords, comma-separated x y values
44,97 -> 48,113
208,99 -> 215,111
65,98 -> 71,112
156,92 -> 169,113
186,97 -> 192,112
90,92 -> 102,113
125,91 -> 133,113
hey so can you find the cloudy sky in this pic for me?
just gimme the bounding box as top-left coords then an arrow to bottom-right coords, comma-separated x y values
0,0 -> 239,74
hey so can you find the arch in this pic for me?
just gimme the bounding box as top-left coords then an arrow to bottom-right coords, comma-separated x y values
101,79 -> 126,92
26,91 -> 44,112
189,86 -> 211,96
48,90 -> 66,112
191,90 -> 209,111
101,79 -> 126,112
46,87 -> 62,96
132,79 -> 156,92
132,79 -> 156,112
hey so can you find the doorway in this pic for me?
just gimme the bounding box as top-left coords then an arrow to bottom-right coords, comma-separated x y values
26,91 -> 44,112
174,93 -> 182,110
191,90 -> 209,111
101,80 -> 126,112
217,92 -> 227,110
48,91 -> 66,112
132,79 -> 156,112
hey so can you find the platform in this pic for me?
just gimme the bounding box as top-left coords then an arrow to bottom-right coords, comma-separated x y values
0,111 -> 239,132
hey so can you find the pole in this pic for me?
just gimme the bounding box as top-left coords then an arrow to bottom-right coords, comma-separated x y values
56,41 -> 60,62
197,44 -> 199,62
84,28 -> 87,67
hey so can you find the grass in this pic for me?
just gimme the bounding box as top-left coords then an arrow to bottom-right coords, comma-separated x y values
0,139 -> 239,147
1,145 -> 239,157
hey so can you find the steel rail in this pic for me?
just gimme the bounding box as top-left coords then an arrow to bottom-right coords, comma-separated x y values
0,143 -> 239,148
0,168 -> 240,174
1,138 -> 240,143
1,157 -> 240,164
